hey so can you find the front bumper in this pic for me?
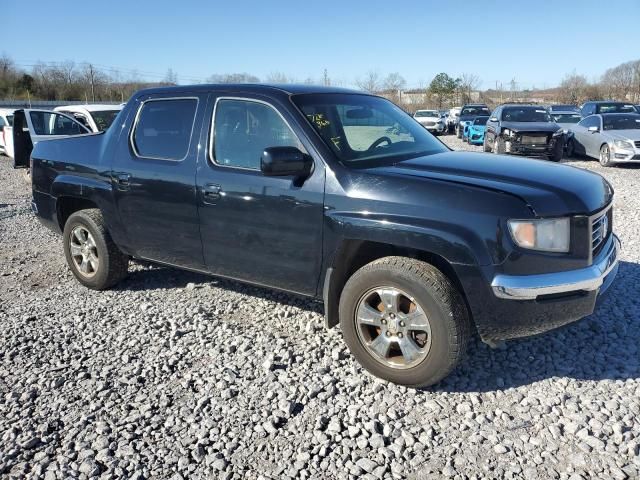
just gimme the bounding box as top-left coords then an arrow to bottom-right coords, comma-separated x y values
457,234 -> 621,343
504,136 -> 561,156
491,234 -> 619,300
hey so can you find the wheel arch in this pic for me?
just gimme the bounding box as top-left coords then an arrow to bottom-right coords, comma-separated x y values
322,239 -> 474,330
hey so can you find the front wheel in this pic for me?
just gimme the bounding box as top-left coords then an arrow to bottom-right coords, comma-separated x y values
339,257 -> 471,387
548,140 -> 563,162
495,137 -> 506,154
566,138 -> 575,158
483,136 -> 492,152
63,209 -> 129,290
456,126 -> 462,139
599,144 -> 613,167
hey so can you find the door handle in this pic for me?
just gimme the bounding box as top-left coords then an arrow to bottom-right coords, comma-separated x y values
202,184 -> 222,203
113,172 -> 130,190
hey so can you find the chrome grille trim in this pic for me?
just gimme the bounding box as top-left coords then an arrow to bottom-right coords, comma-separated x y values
590,203 -> 612,259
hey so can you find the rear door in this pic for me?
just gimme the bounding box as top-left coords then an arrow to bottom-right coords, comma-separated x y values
110,93 -> 207,269
12,109 -> 90,168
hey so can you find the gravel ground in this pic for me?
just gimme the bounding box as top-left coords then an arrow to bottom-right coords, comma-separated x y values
0,140 -> 639,480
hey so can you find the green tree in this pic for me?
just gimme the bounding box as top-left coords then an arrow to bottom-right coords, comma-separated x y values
428,73 -> 458,108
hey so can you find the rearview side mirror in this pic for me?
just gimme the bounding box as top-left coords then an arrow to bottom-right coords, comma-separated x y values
588,126 -> 599,133
490,117 -> 498,122
261,146 -> 312,179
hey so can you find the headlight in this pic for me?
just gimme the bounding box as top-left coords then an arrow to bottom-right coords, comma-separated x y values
503,128 -> 512,137
508,218 -> 570,253
613,139 -> 633,150
553,129 -> 564,137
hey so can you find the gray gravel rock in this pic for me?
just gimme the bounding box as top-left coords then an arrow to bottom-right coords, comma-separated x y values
0,140 -> 638,479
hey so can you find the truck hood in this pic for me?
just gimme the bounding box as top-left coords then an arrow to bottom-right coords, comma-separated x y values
501,121 -> 561,133
368,151 -> 613,216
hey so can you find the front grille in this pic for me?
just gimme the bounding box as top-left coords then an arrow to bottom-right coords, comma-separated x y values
424,121 -> 436,127
471,134 -> 481,140
591,206 -> 612,258
635,141 -> 640,148
520,135 -> 549,145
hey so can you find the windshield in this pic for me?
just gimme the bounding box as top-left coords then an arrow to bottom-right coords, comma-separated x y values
294,93 -> 447,165
415,110 -> 438,117
602,114 -> 640,130
90,110 -> 120,131
473,117 -> 488,126
461,106 -> 490,116
552,113 -> 581,124
596,103 -> 637,114
502,107 -> 551,122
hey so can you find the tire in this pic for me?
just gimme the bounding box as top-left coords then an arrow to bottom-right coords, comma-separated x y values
483,136 -> 491,152
63,209 -> 129,290
566,138 -> 575,158
548,140 -> 563,162
456,126 -> 462,139
339,256 -> 471,387
495,137 -> 506,154
599,144 -> 613,167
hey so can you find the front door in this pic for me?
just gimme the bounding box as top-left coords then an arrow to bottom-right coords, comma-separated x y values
196,95 -> 325,296
111,94 -> 207,269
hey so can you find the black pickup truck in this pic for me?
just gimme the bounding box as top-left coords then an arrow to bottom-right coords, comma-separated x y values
14,84 -> 620,387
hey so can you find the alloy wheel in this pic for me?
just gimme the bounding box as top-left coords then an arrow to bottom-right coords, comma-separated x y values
355,287 -> 432,369
69,226 -> 99,278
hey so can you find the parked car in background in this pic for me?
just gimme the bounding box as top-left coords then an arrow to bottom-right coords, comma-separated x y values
548,104 -> 579,113
53,104 -> 123,132
0,108 -> 15,155
580,101 -> 638,117
463,116 -> 489,145
447,107 -> 461,133
568,113 -> 640,166
8,109 -> 90,168
550,110 -> 581,156
456,104 -> 491,138
484,104 -> 564,161
413,109 -> 446,135
15,84 -> 619,387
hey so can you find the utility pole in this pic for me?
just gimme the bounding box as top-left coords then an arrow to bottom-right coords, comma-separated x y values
86,64 -> 96,102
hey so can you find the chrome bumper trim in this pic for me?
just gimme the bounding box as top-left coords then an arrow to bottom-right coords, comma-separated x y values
491,235 -> 620,300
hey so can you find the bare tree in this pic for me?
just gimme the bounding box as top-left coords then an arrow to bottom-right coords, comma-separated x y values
266,72 -> 293,84
459,73 -> 481,104
355,70 -> 381,93
558,71 -> 589,104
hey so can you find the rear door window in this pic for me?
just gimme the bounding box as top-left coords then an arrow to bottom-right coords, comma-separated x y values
132,98 -> 198,161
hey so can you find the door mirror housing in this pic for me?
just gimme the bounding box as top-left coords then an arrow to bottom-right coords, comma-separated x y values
490,117 -> 499,122
261,146 -> 312,178
588,125 -> 599,133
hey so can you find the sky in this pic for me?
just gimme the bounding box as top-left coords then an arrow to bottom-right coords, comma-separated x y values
5,0 -> 640,90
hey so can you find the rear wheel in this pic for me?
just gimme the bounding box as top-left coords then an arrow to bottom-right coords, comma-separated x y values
339,257 -> 471,387
63,209 -> 129,290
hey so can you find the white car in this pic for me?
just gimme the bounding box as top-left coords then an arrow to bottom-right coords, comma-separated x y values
53,104 -> 122,132
5,109 -> 90,165
413,109 -> 446,135
0,108 -> 16,155
447,107 -> 461,133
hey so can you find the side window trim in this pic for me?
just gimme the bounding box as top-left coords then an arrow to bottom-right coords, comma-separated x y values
129,96 -> 199,162
208,96 -> 306,172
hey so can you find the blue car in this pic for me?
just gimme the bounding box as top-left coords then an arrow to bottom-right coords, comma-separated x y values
462,116 -> 489,145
